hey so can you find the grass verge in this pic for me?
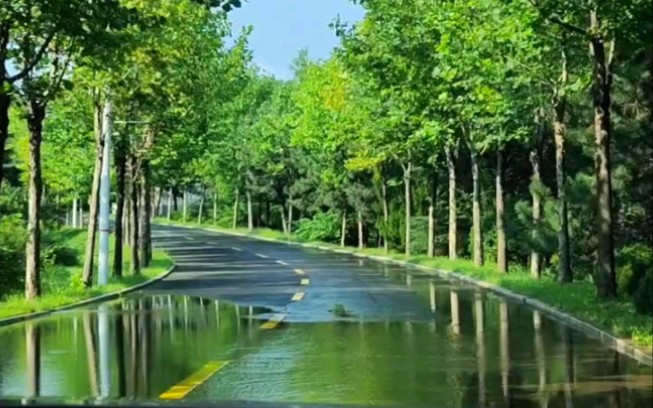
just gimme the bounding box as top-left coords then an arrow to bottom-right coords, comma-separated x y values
157,217 -> 652,348
0,229 -> 172,319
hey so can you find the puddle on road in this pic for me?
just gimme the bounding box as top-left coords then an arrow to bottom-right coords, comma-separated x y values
0,289 -> 650,407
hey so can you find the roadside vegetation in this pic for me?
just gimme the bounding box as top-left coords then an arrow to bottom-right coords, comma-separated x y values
0,0 -> 650,348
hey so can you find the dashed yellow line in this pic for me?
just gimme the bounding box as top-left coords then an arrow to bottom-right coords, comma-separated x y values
159,361 -> 230,400
276,260 -> 289,266
231,247 -> 242,252
294,268 -> 305,275
291,292 -> 305,301
300,278 -> 310,286
260,313 -> 287,330
255,253 -> 269,258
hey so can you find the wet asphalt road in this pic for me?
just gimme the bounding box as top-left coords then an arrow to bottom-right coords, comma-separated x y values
147,224 -> 435,323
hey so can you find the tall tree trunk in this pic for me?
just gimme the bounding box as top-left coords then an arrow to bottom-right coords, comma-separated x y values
530,138 -> 543,279
72,198 -> 78,228
287,194 -> 294,233
232,190 -> 239,229
403,161 -> 412,257
428,171 -> 437,258
139,161 -> 152,267
213,189 -> 218,224
340,210 -> 347,247
496,148 -> 507,273
381,179 -> 389,254
82,100 -> 104,288
554,49 -> 573,283
590,11 -> 616,298
357,210 -> 364,250
25,103 -> 45,299
153,187 -> 162,218
471,149 -> 484,266
445,144 -> 458,259
113,136 -> 127,278
0,92 -> 10,191
182,190 -> 188,223
173,189 -> 178,211
129,154 -> 140,275
197,185 -> 205,224
166,189 -> 172,221
280,205 -> 288,234
246,189 -> 253,232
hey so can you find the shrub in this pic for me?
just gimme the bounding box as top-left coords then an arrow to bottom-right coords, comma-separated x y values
634,269 -> 652,315
295,211 -> 340,243
616,244 -> 653,298
0,214 -> 26,297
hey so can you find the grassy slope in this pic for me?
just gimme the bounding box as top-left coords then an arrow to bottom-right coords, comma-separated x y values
157,218 -> 652,348
0,230 -> 172,319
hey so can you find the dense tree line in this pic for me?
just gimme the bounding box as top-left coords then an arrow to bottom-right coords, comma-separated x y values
161,0 -> 652,312
1,0 -> 651,318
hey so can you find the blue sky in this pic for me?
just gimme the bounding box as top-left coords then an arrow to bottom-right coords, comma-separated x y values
229,0 -> 365,80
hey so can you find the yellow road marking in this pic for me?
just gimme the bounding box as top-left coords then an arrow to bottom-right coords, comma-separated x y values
276,260 -> 288,266
294,268 -> 305,275
159,361 -> 230,400
300,278 -> 310,286
260,313 -> 286,330
291,292 -> 305,301
255,253 -> 269,258
231,247 -> 242,252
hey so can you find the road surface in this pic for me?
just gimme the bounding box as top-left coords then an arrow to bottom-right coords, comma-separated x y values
0,224 -> 650,407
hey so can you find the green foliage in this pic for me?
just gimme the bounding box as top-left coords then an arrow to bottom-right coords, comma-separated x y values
633,270 -> 652,315
295,211 -> 341,243
616,244 -> 653,297
0,215 -> 26,297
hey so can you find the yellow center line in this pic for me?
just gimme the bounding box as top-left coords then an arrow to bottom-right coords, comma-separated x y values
291,292 -> 305,301
255,253 -> 269,258
276,260 -> 289,266
294,268 -> 305,275
300,278 -> 310,286
159,360 -> 230,400
260,313 -> 287,330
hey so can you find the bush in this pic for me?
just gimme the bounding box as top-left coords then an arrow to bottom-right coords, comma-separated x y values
295,211 -> 340,243
0,214 -> 26,297
616,244 -> 653,297
634,269 -> 652,315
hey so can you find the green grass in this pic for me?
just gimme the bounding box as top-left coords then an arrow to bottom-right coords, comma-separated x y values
157,217 -> 652,348
0,230 -> 172,319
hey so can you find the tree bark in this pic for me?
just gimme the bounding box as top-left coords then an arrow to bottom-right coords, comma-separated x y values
340,210 -> 347,247
182,190 -> 188,223
0,93 -> 10,191
381,179 -> 389,254
471,149 -> 484,266
25,102 -> 45,299
213,189 -> 218,224
590,11 -> 616,298
445,144 -> 458,259
139,161 -> 152,268
357,210 -> 364,250
280,205 -> 288,234
113,135 -> 127,278
166,189 -> 172,221
82,100 -> 104,288
129,154 -> 140,275
246,189 -> 253,232
153,187 -> 162,218
197,185 -> 205,224
287,194 -> 294,233
530,135 -> 543,279
403,161 -> 412,257
428,203 -> 435,258
496,149 -> 507,273
232,190 -> 239,229
72,198 -> 78,228
554,50 -> 573,283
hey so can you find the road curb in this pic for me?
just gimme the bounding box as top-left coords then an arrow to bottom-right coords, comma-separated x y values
162,222 -> 652,366
0,263 -> 176,328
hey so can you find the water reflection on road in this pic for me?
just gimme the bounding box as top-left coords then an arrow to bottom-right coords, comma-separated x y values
0,287 -> 651,407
